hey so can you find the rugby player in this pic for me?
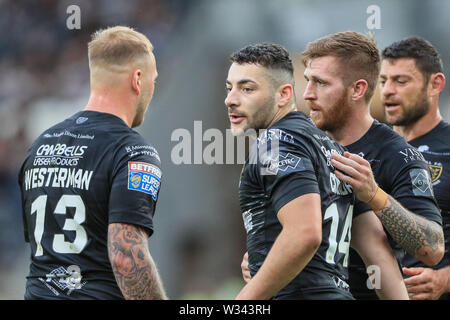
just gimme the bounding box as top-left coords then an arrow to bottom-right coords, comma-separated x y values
300,31 -> 444,299
18,26 -> 167,299
229,43 -> 407,299
380,37 -> 450,300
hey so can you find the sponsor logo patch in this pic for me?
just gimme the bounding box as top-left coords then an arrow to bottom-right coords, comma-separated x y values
410,168 -> 433,196
128,162 -> 161,200
277,153 -> 303,172
261,152 -> 305,175
38,265 -> 86,296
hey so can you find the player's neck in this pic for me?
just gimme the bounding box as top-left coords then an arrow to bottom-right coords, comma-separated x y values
393,108 -> 442,142
84,90 -> 136,127
327,109 -> 374,147
267,103 -> 297,128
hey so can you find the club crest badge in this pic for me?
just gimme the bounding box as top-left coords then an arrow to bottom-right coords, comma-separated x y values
76,117 -> 88,124
428,164 -> 443,183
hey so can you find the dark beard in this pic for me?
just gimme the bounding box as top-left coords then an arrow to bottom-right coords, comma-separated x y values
388,85 -> 429,126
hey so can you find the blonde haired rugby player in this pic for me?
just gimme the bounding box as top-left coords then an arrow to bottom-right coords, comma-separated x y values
19,26 -> 167,300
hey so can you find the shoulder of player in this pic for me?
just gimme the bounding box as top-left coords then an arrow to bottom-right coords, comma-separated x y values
257,127 -> 296,146
33,116 -> 73,141
439,119 -> 450,131
255,126 -> 335,177
368,123 -> 416,156
270,113 -> 325,142
112,132 -> 161,165
434,120 -> 450,144
379,142 -> 431,189
419,120 -> 450,140
256,126 -> 316,155
365,121 -> 399,145
409,121 -> 450,155
364,124 -> 429,176
379,136 -> 427,169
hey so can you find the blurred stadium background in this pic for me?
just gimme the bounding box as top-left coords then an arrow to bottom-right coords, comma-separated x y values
1,0 -> 449,299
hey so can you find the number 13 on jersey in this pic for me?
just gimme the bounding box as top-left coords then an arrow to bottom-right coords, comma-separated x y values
30,194 -> 88,256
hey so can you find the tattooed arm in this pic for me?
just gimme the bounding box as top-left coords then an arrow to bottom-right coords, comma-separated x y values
331,152 -> 444,266
107,223 -> 167,300
376,197 -> 444,265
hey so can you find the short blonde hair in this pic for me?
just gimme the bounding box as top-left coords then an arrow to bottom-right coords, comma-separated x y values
88,26 -> 153,72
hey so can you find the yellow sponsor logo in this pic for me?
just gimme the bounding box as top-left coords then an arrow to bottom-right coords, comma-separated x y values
428,164 -> 443,182
131,174 -> 141,188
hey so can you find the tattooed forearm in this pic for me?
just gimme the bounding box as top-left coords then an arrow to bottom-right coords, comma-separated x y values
107,223 -> 167,300
377,196 -> 444,264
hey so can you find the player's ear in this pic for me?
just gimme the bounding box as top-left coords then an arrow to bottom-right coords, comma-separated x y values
277,83 -> 294,108
131,69 -> 142,95
429,72 -> 445,96
351,79 -> 368,102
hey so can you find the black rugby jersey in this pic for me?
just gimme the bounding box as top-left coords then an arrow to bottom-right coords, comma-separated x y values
239,111 -> 355,299
19,110 -> 162,299
346,120 -> 442,300
406,120 -> 450,271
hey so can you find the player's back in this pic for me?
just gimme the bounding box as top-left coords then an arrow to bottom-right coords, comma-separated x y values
19,110 -> 161,299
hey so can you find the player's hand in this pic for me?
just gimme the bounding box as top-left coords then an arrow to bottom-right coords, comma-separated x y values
403,267 -> 446,300
241,252 -> 251,283
331,151 -> 378,203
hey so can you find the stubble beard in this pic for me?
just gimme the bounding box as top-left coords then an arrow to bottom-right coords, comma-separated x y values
231,95 -> 276,136
132,95 -> 149,128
